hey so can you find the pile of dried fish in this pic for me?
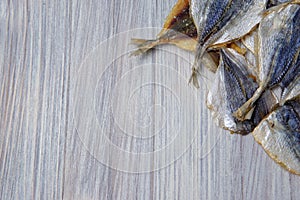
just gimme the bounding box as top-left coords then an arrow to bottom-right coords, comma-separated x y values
131,0 -> 300,175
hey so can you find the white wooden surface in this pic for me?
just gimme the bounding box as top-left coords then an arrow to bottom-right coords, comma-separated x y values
0,0 -> 299,199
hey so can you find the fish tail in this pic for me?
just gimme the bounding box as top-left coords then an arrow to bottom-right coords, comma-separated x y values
130,38 -> 159,56
188,46 -> 208,88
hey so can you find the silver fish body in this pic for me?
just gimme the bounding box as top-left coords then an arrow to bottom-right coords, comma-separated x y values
234,4 -> 300,120
190,0 -> 267,47
207,48 -> 276,133
190,0 -> 268,85
252,98 -> 300,175
259,5 -> 300,90
132,0 -> 300,175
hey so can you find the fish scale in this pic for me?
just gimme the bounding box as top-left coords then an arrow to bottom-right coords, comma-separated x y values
253,99 -> 300,175
190,0 -> 267,87
269,9 -> 300,87
233,4 -> 300,122
199,0 -> 232,44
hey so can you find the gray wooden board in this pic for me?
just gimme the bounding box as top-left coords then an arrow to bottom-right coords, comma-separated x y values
0,0 -> 299,199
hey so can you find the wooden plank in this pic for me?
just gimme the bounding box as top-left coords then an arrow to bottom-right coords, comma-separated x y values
0,0 -> 299,199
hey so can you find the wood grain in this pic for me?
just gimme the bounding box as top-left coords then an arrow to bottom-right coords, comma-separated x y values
0,0 -> 299,199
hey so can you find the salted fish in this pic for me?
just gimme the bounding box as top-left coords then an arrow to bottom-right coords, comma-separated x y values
131,0 -> 268,85
190,0 -> 267,86
207,48 -> 276,134
234,4 -> 300,121
131,0 -> 219,72
130,0 -> 300,175
252,97 -> 300,175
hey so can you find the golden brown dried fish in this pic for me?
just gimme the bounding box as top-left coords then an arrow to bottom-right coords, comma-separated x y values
252,96 -> 300,175
234,4 -> 300,121
131,0 -> 219,73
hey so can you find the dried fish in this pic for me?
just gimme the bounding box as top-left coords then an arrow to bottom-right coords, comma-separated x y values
190,0 -> 267,46
131,0 -> 197,54
252,97 -> 300,175
131,0 -> 300,175
190,0 -> 267,86
131,0 -> 219,73
132,0 -> 268,86
207,48 -> 276,134
234,4 -> 300,121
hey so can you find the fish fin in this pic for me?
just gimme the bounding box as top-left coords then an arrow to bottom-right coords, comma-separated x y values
158,0 -> 190,37
130,36 -> 197,56
189,47 -> 203,88
130,38 -> 159,56
264,0 -> 300,16
188,67 -> 200,88
228,43 -> 247,55
233,86 -> 266,121
131,0 -> 197,55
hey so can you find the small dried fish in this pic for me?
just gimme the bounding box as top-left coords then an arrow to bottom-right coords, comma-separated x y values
190,0 -> 267,86
190,0 -> 267,46
131,0 -> 219,72
207,48 -> 276,134
252,97 -> 300,175
132,0 -> 300,175
131,0 -> 197,54
132,0 -> 268,86
234,4 -> 300,121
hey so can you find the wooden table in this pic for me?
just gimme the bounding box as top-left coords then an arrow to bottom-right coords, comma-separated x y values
1,0 -> 299,199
